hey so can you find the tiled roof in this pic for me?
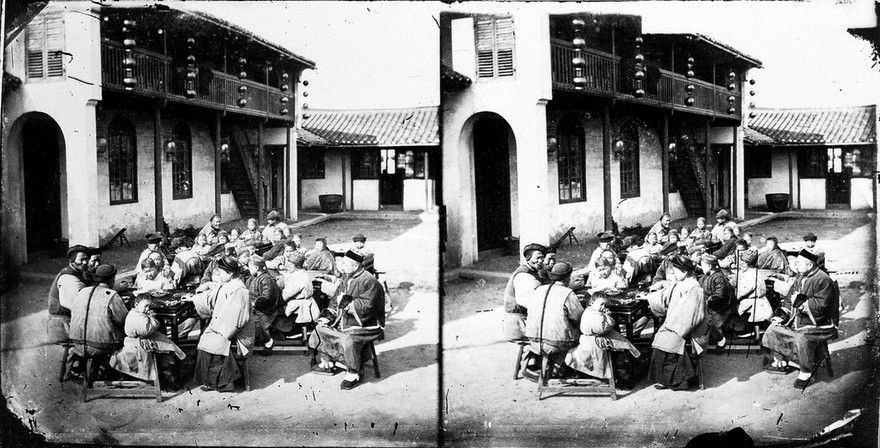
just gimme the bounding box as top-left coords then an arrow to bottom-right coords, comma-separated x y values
296,128 -> 331,146
441,64 -> 472,90
743,127 -> 776,145
749,105 -> 877,145
301,107 -> 439,147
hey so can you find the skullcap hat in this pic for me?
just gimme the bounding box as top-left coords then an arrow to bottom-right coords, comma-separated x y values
548,262 -> 573,281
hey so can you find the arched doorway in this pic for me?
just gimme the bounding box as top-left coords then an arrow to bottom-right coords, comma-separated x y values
472,115 -> 513,252
21,114 -> 64,253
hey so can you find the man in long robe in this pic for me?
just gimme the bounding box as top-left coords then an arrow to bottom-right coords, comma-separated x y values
136,234 -> 166,273
245,255 -> 283,353
198,214 -> 223,245
47,245 -> 90,345
762,250 -> 838,388
711,209 -> 740,242
757,236 -> 791,275
188,256 -> 254,392
647,213 -> 674,244
729,250 -> 770,329
262,210 -> 289,244
698,254 -> 733,351
584,232 -> 619,276
69,264 -> 129,379
801,232 -> 827,272
647,255 -> 709,390
304,238 -> 336,274
523,263 -> 584,381
308,251 -> 385,390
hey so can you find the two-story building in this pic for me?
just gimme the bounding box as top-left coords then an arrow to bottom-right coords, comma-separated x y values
440,10 -> 762,268
1,2 -> 314,276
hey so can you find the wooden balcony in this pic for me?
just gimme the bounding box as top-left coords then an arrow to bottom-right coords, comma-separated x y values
551,38 -> 741,119
101,41 -> 291,121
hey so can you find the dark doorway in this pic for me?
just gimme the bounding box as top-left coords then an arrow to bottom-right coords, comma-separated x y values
23,115 -> 63,253
473,116 -> 512,252
379,149 -> 404,209
266,145 -> 286,210
714,144 -> 731,209
826,147 -> 851,208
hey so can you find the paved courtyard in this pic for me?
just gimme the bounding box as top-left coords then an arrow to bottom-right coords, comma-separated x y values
442,213 -> 878,447
1,213 -> 439,446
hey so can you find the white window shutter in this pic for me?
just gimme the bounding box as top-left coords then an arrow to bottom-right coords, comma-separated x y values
45,12 -> 65,77
25,10 -> 64,80
494,17 -> 515,77
25,18 -> 45,78
475,17 -> 495,78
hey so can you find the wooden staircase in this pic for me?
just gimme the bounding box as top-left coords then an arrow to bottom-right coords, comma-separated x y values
670,152 -> 707,217
221,126 -> 259,219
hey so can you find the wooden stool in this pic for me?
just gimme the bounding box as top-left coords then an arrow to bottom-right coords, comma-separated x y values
273,326 -> 311,354
360,340 -> 381,379
82,351 -> 163,403
512,340 -> 530,380
57,341 -> 74,383
537,350 -> 619,401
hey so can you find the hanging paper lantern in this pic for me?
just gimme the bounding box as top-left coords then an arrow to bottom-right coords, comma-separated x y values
238,98 -> 248,108
727,83 -> 736,91
303,80 -> 309,87
749,79 -> 756,85
280,108 -> 289,116
302,92 -> 308,98
280,96 -> 289,105
239,57 -> 247,66
122,20 -> 137,90
123,38 -> 136,49
281,72 -> 290,82
727,95 -> 736,103
634,53 -> 644,63
750,90 -> 756,96
728,71 -> 736,80
635,36 -> 644,45
686,70 -> 695,79
686,84 -> 695,94
687,57 -> 694,65
238,85 -> 248,94
239,71 -> 248,80
749,102 -> 756,109
280,84 -> 289,93
184,37 -> 196,99
186,71 -> 197,80
635,70 -> 645,79
635,89 -> 645,98
728,107 -> 736,114
302,103 -> 309,110
686,97 -> 695,107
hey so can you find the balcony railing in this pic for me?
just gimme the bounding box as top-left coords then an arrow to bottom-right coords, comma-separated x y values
101,41 -> 290,120
551,38 -> 741,119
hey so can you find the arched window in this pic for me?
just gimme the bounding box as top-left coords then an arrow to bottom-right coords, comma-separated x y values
108,116 -> 137,204
172,123 -> 193,199
557,115 -> 585,203
619,121 -> 640,198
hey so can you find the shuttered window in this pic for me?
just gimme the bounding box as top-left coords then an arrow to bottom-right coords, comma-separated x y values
475,16 -> 515,79
619,122 -> 641,198
26,11 -> 65,80
108,117 -> 138,204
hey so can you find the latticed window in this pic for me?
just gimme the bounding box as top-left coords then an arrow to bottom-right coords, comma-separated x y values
798,148 -> 825,179
475,16 -> 515,79
557,116 -> 585,203
619,122 -> 641,198
171,123 -> 193,199
299,149 -> 325,179
26,10 -> 65,80
108,117 -> 137,204
352,149 -> 380,179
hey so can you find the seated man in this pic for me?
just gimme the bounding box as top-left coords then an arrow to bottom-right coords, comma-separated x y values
585,232 -> 618,276
522,262 -> 584,382
261,228 -> 289,260
350,233 -> 373,258
698,254 -> 733,351
279,252 -> 317,322
757,236 -> 792,275
69,264 -> 129,378
762,250 -> 839,388
308,251 -> 384,390
86,247 -> 102,277
245,255 -> 283,354
262,210 -> 289,244
136,234 -> 166,273
711,227 -> 739,260
647,255 -> 709,390
503,244 -> 547,342
650,242 -> 681,288
47,245 -> 90,346
801,232 -> 827,272
198,214 -> 223,245
711,209 -> 740,242
729,250 -> 771,328
304,238 -> 336,274
648,213 -> 674,244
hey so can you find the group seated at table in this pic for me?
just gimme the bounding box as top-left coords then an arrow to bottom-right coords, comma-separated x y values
49,210 -> 384,392
508,209 -> 842,391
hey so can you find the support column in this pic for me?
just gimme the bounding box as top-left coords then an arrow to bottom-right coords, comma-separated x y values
214,113 -> 222,215
704,120 -> 712,219
661,113 -> 670,214
516,100 -> 551,250
602,104 -> 613,231
153,104 -> 164,233
732,126 -> 739,216
257,120 -> 264,219
425,151 -> 431,210
66,100 -> 102,246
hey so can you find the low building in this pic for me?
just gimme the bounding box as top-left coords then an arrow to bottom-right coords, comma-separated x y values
744,105 -> 877,210
297,107 -> 439,212
440,11 -> 761,268
1,2 -> 314,274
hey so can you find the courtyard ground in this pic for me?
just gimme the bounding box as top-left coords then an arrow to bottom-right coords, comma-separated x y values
1,212 -> 440,446
442,212 -> 879,447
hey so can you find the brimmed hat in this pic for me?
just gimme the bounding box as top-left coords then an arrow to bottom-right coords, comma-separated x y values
91,264 -> 117,283
216,256 -> 240,273
352,233 -> 367,243
67,245 -> 91,259
670,255 -> 695,273
659,242 -> 679,256
266,210 -> 280,220
798,249 -> 818,263
146,233 -> 163,244
344,250 -> 364,264
548,262 -> 573,281
716,209 -> 730,219
597,232 -> 614,243
522,243 -> 547,259
803,232 -> 818,242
